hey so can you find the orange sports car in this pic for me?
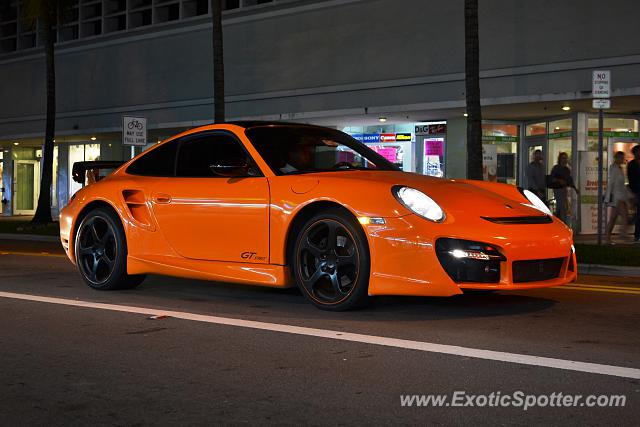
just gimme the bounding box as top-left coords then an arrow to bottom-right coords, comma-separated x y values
60,122 -> 576,310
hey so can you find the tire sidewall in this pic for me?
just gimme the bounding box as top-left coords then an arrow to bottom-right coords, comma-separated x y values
293,210 -> 370,311
75,208 -> 128,290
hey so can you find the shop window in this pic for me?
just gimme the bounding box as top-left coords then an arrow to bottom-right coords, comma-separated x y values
0,151 -> 3,215
69,143 -> 101,196
526,122 -> 546,136
549,119 -> 572,134
482,123 -> 519,185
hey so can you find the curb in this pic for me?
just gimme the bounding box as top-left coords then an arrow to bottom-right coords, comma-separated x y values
0,234 -> 60,243
578,263 -> 640,277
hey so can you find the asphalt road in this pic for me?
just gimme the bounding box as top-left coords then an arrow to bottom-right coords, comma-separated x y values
0,239 -> 638,426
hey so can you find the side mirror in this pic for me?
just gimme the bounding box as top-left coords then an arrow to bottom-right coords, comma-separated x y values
210,158 -> 252,177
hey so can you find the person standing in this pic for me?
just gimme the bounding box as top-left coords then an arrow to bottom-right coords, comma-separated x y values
604,151 -> 630,244
627,145 -> 640,243
525,149 -> 546,201
549,152 -> 578,224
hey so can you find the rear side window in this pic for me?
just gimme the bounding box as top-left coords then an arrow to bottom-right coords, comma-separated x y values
126,139 -> 179,176
176,132 -> 257,177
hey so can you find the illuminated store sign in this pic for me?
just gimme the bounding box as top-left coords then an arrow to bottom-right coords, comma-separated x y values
351,133 -> 414,143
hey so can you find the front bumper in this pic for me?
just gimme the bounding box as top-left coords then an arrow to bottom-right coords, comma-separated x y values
364,213 -> 577,297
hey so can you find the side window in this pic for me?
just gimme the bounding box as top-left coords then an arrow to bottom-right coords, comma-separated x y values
126,139 -> 179,176
176,133 -> 258,177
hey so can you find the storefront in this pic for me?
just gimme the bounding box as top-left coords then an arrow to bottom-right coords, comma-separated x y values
342,122 -> 447,176
482,123 -> 519,185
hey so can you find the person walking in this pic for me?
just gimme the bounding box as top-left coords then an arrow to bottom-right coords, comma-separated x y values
627,145 -> 640,243
526,149 -> 546,201
549,152 -> 578,224
604,151 -> 630,244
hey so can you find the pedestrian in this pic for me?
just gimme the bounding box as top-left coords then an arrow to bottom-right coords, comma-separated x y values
627,145 -> 640,243
604,151 -> 630,244
525,149 -> 546,201
549,152 -> 578,224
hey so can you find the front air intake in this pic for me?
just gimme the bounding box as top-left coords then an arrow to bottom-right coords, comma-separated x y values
435,238 -> 506,283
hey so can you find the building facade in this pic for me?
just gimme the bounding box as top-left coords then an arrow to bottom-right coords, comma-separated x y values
1,0 -> 639,234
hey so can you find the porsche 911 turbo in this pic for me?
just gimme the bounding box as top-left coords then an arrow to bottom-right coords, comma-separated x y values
60,122 -> 577,310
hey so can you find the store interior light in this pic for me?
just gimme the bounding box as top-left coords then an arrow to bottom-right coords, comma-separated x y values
463,113 -> 468,117
555,126 -> 560,130
13,142 -> 19,146
561,106 -> 571,111
378,117 -> 387,122
90,136 -> 97,141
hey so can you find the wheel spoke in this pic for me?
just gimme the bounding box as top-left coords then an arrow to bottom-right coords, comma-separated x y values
79,246 -> 94,256
325,222 -> 338,250
303,236 -> 324,258
90,256 -> 100,281
302,268 -> 324,288
89,220 -> 100,243
100,254 -> 115,269
329,273 -> 346,296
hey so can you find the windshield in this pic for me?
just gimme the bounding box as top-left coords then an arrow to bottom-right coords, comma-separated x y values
245,126 -> 399,175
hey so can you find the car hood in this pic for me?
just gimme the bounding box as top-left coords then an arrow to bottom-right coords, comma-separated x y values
303,170 -> 545,218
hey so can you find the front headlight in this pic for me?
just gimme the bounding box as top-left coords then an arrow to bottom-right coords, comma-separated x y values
392,186 -> 445,222
520,188 -> 552,216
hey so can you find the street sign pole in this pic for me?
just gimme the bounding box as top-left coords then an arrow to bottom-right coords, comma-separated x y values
592,70 -> 610,246
597,108 -> 604,245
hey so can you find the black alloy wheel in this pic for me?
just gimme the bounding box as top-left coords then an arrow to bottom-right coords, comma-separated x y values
75,208 -> 145,290
293,211 -> 370,310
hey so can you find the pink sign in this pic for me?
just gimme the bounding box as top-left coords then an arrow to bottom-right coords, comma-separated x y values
424,139 -> 443,156
371,146 -> 398,162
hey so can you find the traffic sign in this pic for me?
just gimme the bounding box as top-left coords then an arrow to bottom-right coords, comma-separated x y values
122,116 -> 147,146
592,70 -> 610,98
592,99 -> 611,109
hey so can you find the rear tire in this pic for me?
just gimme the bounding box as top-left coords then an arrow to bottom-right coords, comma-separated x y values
74,207 -> 146,290
292,209 -> 370,311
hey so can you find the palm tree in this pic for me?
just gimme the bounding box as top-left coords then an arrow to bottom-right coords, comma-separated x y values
464,0 -> 483,180
22,0 -> 72,224
211,0 -> 225,122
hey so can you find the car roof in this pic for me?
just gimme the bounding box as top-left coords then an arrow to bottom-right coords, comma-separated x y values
217,121 -> 336,131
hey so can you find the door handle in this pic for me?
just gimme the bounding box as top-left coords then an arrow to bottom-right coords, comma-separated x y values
154,193 -> 172,204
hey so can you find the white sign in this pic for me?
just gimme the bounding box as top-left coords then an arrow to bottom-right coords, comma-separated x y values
122,116 -> 147,146
592,99 -> 611,109
592,70 -> 610,98
482,144 -> 498,182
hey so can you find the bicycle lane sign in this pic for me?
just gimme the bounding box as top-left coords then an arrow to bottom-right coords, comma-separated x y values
123,116 -> 148,146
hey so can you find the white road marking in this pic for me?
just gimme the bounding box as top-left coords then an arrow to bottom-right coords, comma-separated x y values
0,291 -> 638,380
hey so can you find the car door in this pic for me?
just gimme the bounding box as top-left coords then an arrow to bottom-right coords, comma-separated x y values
148,131 -> 270,263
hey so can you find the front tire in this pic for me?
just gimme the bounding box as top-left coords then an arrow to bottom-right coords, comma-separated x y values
74,207 -> 145,290
292,210 -> 370,311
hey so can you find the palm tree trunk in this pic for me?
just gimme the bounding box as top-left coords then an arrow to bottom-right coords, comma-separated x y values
464,0 -> 483,180
31,9 -> 55,224
211,0 -> 225,123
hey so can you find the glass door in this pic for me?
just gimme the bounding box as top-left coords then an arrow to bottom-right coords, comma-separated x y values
13,159 -> 40,215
